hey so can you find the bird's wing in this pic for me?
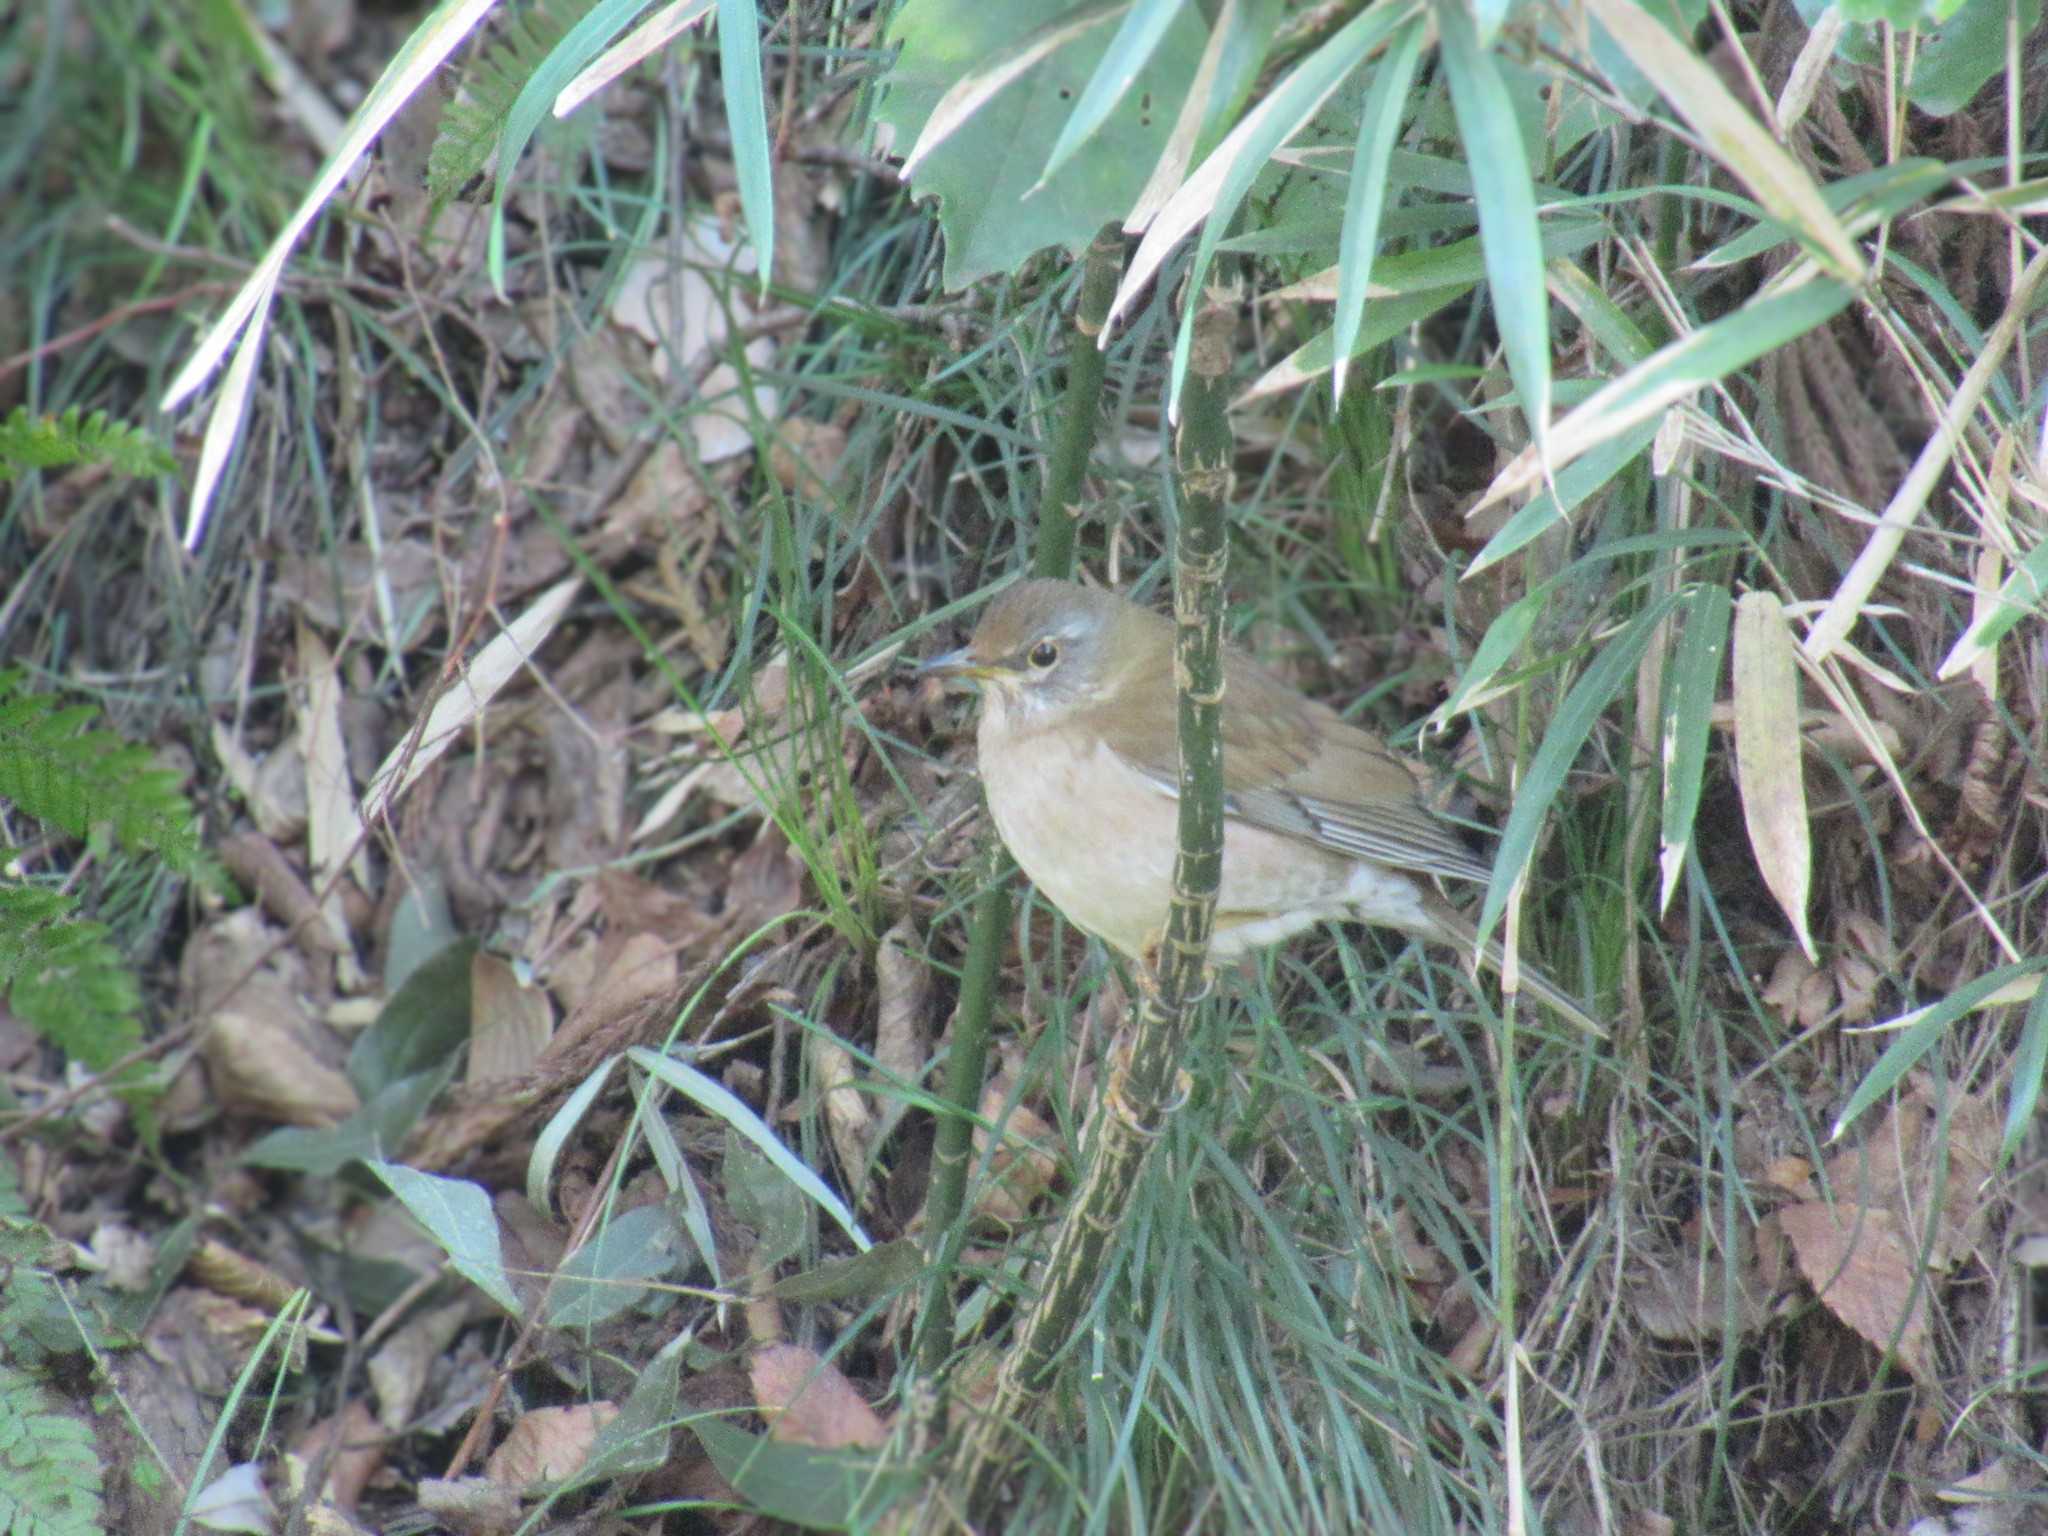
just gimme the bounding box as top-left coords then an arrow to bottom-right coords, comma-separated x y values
1074,648 -> 1492,883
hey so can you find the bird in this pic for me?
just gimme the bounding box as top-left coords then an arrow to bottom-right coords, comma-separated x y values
920,578 -> 1602,1035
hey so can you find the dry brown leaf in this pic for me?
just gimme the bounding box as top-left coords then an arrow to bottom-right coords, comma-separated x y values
810,1030 -> 876,1201
1626,1233 -> 1769,1341
485,1402 -> 619,1487
290,1399 -> 385,1513
750,1342 -> 887,1449
467,951 -> 554,1086
416,1475 -> 522,1536
296,622 -> 370,904
1762,1157 -> 1817,1199
1732,591 -> 1816,960
768,417 -> 850,497
1773,1201 -> 1934,1384
367,1300 -> 469,1435
1760,949 -> 1827,1029
972,1069 -> 1060,1228
1822,1085 -> 1997,1270
183,910 -> 360,1128
871,918 -> 931,1145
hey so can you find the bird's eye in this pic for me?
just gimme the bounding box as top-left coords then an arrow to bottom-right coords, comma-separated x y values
1027,639 -> 1060,670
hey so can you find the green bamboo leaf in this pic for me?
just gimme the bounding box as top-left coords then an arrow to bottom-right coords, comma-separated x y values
1582,0 -> 1866,283
1436,0 -> 1551,465
1832,963 -> 2048,1141
488,0 -> 661,296
1331,16 -> 1425,402
1999,981 -> 2048,1166
1037,0 -> 1172,187
1477,275 -> 1854,514
1474,591 -> 1684,953
1465,417 -> 1660,575
1658,583 -> 1733,914
1114,2 -> 1416,406
1938,533 -> 2048,680
717,0 -> 774,293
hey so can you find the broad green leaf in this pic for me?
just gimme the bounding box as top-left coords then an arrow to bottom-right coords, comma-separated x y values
349,938 -> 477,1098
546,1201 -> 693,1328
364,1161 -> 522,1315
243,1064 -> 456,1177
879,0 -> 1208,288
692,1418 -> 915,1529
1435,592 -> 1545,725
1039,0 -> 1179,186
1658,583 -> 1733,914
1437,0 -> 1551,463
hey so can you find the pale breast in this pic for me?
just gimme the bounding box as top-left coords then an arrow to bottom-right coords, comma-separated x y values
979,715 -> 1179,958
977,710 -> 1368,961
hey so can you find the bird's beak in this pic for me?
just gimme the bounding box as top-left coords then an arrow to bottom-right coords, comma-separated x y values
917,647 -> 999,683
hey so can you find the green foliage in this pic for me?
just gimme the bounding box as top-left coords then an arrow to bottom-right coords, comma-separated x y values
0,887 -> 143,1075
0,671 -> 217,1074
427,0 -> 606,202
877,0 -> 1262,288
0,1362 -> 105,1536
0,407 -> 175,483
0,672 -> 209,877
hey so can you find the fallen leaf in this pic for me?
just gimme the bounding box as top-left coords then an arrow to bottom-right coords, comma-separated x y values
1773,1201 -> 1933,1384
1733,591 -> 1816,960
750,1342 -> 887,1449
485,1402 -> 619,1488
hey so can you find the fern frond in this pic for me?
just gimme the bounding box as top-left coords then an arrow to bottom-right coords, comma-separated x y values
0,405 -> 176,482
0,886 -> 143,1073
0,670 -> 210,878
426,0 -> 606,201
0,1361 -> 105,1534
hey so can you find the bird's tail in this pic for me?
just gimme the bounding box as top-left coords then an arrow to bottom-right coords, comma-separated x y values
1418,891 -> 1606,1038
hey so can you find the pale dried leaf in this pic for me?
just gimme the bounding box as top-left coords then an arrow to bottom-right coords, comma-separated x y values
1733,592 -> 1816,960
1774,1201 -> 1933,1384
750,1342 -> 887,1449
296,622 -> 369,917
467,951 -> 554,1085
809,1029 -> 874,1198
485,1402 -> 619,1487
367,1301 -> 468,1434
416,1476 -> 521,1536
361,576 -> 582,825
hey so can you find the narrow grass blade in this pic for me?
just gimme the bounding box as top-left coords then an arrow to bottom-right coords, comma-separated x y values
1833,962 -> 2048,1141
629,1045 -> 871,1250
2001,981 -> 2048,1166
